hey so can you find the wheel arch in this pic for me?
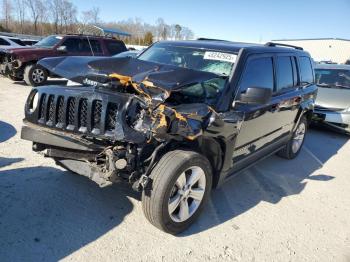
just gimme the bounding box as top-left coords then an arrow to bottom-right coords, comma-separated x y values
169,136 -> 225,188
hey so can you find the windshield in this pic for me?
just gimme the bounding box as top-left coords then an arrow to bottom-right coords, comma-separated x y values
138,43 -> 236,77
9,38 -> 26,46
138,43 -> 236,104
315,69 -> 350,89
34,35 -> 62,48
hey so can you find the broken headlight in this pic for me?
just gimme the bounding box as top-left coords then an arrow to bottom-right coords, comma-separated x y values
126,99 -> 150,132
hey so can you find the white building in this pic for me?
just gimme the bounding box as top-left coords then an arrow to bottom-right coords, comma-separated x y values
272,38 -> 350,64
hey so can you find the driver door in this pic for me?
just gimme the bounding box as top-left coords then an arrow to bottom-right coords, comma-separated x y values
232,55 -> 286,163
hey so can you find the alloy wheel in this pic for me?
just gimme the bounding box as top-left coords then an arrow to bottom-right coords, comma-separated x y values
168,166 -> 206,222
32,68 -> 45,84
292,122 -> 306,153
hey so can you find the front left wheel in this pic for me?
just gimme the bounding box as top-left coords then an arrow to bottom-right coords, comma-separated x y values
23,63 -> 48,86
142,150 -> 212,234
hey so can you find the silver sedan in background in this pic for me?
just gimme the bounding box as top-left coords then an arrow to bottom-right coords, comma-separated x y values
313,64 -> 350,133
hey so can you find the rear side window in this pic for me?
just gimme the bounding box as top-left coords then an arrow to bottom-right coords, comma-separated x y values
62,38 -> 96,53
276,56 -> 294,91
0,38 -> 10,45
239,57 -> 274,93
88,39 -> 103,54
106,41 -> 126,55
9,38 -> 26,46
299,56 -> 314,85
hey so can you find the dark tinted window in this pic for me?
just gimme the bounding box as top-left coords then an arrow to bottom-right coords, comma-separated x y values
106,41 -> 126,55
9,38 -> 26,46
277,56 -> 294,91
239,57 -> 274,93
62,38 -> 93,53
89,39 -> 102,53
315,69 -> 350,89
299,56 -> 314,85
0,38 -> 10,45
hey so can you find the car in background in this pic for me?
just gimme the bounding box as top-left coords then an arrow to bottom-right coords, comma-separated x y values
0,35 -> 27,49
313,64 -> 350,133
21,39 -> 39,46
0,34 -> 127,86
113,50 -> 141,58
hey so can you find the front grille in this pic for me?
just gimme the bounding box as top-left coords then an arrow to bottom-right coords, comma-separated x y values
92,100 -> 102,130
79,99 -> 88,128
67,97 -> 76,126
33,93 -> 121,137
57,96 -> 65,124
39,94 -> 46,120
47,95 -> 55,124
106,103 -> 118,131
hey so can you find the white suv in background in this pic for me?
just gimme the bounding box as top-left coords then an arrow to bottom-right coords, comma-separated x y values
0,36 -> 26,49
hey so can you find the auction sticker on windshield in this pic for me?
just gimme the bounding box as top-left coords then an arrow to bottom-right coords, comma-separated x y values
204,52 -> 237,63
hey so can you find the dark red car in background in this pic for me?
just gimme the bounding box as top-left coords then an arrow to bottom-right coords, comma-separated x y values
0,34 -> 127,86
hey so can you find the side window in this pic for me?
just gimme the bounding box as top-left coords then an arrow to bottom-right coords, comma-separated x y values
62,38 -> 97,53
106,41 -> 125,55
239,57 -> 274,93
88,39 -> 103,54
61,38 -> 81,52
0,38 -> 10,45
299,56 -> 314,85
291,57 -> 298,85
276,56 -> 294,91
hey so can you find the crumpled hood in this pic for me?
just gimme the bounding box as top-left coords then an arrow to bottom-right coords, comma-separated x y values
38,56 -> 219,106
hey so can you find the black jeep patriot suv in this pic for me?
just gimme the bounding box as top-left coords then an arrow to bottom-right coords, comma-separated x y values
21,40 -> 317,234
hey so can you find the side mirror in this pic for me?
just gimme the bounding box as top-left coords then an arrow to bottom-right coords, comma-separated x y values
57,46 -> 67,53
239,87 -> 272,105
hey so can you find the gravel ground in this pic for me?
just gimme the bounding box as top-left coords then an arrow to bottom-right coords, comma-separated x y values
0,77 -> 349,262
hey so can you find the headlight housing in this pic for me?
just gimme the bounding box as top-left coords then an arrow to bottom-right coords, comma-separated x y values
27,90 -> 39,113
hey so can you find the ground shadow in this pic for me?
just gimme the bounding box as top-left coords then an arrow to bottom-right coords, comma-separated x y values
0,120 -> 16,143
182,129 -> 348,236
0,166 -> 134,262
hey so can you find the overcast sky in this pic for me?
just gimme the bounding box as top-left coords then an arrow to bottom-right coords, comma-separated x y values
71,0 -> 350,42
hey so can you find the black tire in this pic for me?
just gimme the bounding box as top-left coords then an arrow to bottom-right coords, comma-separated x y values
23,63 -> 48,86
142,150 -> 212,234
277,116 -> 307,159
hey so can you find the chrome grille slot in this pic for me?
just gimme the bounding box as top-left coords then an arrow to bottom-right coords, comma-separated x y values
39,93 -> 46,122
67,97 -> 76,130
92,100 -> 102,134
78,98 -> 88,133
47,95 -> 55,125
56,96 -> 65,127
106,103 -> 118,132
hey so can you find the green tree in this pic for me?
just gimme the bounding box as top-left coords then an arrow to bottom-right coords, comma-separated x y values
143,31 -> 153,45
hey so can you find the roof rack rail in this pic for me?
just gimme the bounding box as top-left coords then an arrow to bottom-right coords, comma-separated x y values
197,38 -> 229,42
265,42 -> 303,50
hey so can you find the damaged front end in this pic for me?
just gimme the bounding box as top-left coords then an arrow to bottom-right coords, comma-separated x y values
0,49 -> 23,78
21,56 -> 229,188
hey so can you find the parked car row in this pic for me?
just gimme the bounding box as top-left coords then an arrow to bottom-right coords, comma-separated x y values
0,34 -> 127,85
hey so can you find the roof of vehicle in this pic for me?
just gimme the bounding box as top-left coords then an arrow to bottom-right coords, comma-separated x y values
315,64 -> 350,70
0,35 -> 21,40
61,34 -> 125,41
156,40 -> 309,55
